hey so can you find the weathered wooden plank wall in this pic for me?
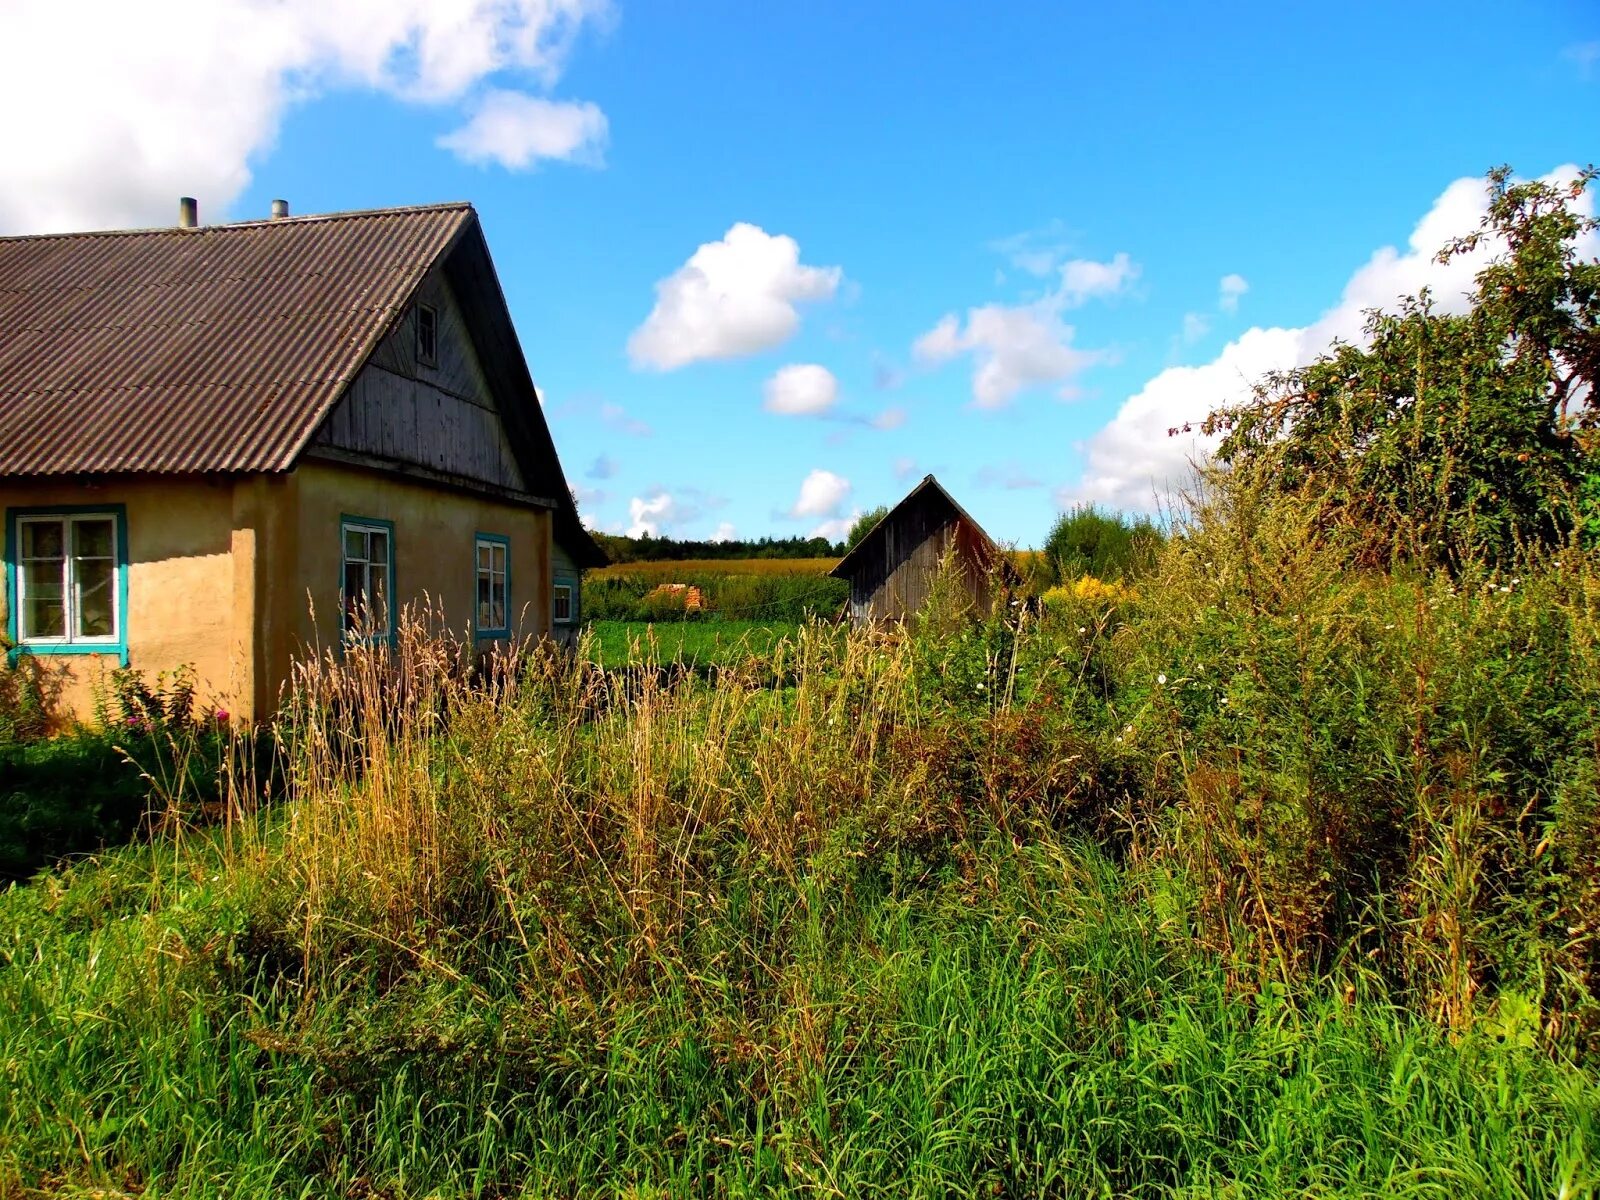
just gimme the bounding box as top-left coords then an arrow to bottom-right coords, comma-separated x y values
313,273 -> 527,493
847,489 -> 990,624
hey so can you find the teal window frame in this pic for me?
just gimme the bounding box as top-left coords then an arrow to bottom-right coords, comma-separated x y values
473,532 -> 511,639
552,572 -> 579,625
4,503 -> 130,666
339,514 -> 396,647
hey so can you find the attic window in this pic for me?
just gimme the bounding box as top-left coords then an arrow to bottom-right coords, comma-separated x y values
416,303 -> 438,366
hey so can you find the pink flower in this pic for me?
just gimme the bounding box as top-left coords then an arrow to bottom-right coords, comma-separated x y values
214,709 -> 230,724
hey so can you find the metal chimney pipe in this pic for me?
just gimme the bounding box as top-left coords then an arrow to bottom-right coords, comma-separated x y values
270,198 -> 289,219
179,197 -> 198,228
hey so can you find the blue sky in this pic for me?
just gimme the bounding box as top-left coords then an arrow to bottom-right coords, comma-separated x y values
5,1 -> 1596,545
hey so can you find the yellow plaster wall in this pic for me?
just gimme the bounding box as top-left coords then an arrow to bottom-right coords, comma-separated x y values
280,460 -> 552,665
2,466 -> 554,727
1,478 -> 248,726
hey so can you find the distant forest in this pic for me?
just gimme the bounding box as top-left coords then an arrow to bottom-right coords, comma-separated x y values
590,531 -> 846,564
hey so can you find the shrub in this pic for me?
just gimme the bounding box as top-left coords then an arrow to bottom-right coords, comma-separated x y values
1043,504 -> 1162,585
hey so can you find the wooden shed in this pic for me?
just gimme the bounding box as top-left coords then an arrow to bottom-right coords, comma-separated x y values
830,475 -> 1019,626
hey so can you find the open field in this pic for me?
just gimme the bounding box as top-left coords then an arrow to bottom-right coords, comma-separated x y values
584,618 -> 802,666
589,557 -> 838,580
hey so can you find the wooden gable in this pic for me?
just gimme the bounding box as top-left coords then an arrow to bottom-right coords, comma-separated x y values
311,267 -> 532,500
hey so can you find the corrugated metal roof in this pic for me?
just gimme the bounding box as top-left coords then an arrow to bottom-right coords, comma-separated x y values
0,204 -> 472,475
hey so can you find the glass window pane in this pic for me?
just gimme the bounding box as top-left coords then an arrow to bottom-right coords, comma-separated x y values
72,519 -> 114,559
477,576 -> 491,627
368,531 -> 387,565
20,559 -> 65,638
478,545 -> 492,571
493,544 -> 507,574
345,528 -> 366,561
23,520 -> 65,560
370,564 -> 390,632
491,597 -> 505,630
344,562 -> 365,625
75,557 -> 115,638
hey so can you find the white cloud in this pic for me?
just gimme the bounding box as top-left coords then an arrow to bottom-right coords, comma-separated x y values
708,521 -> 737,543
627,490 -> 679,538
627,224 -> 843,370
437,91 -> 606,170
1058,253 -> 1139,307
914,302 -> 1099,408
1218,273 -> 1249,314
1061,165 -> 1595,513
871,407 -> 907,430
0,0 -> 611,234
809,514 -> 857,542
893,456 -> 919,480
790,468 -> 851,519
763,363 -> 839,415
912,251 -> 1132,407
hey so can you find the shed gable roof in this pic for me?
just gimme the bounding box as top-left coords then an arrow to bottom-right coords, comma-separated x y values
829,474 -> 1016,583
0,204 -> 472,475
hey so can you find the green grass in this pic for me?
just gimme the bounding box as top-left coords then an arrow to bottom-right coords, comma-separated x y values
2,835 -> 1595,1198
583,618 -> 803,667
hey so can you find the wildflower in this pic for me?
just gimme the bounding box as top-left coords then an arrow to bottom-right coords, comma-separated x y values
1157,673 -> 1167,685
214,709 -> 230,724
1077,626 -> 1087,634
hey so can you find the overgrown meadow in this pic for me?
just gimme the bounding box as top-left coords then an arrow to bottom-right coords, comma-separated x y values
4,166 -> 1599,1196
4,488 -> 1600,1197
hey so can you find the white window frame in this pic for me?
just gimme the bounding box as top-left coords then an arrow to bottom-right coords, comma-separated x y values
474,535 -> 510,636
552,582 -> 574,625
340,518 -> 394,641
15,512 -> 122,647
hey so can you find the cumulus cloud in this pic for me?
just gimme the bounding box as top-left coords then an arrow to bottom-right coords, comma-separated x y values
627,490 -> 679,538
1218,273 -> 1249,314
627,224 -> 843,370
1061,165 -> 1595,513
708,521 -> 737,543
914,303 -> 1099,408
437,91 -> 606,170
809,514 -> 858,542
912,251 -> 1132,407
789,468 -> 852,519
763,363 -> 839,415
0,0 -> 611,234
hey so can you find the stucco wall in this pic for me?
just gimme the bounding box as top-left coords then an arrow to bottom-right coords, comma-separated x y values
1,478 -> 248,725
2,465 -> 559,727
280,461 -> 553,667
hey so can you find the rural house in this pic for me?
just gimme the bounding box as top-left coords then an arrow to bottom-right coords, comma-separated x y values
830,474 -> 1020,626
0,198 -> 604,725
